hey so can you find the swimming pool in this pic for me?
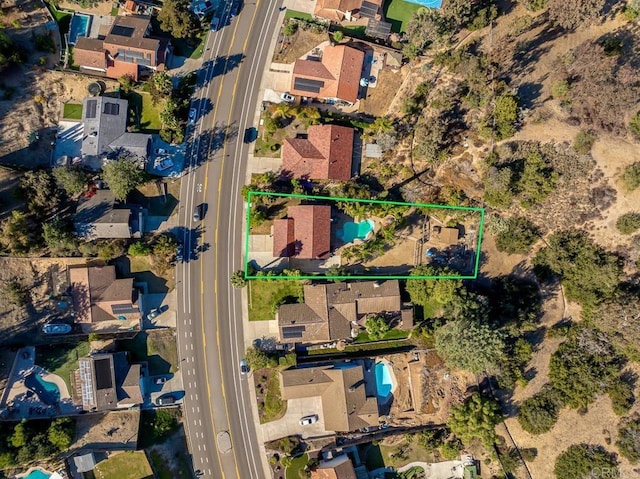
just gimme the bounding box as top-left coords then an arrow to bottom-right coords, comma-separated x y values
338,219 -> 374,243
22,469 -> 51,479
404,0 -> 442,7
68,13 -> 91,45
374,361 -> 394,401
24,372 -> 60,406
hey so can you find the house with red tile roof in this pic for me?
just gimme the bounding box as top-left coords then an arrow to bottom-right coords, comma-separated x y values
290,45 -> 364,105
272,205 -> 332,259
73,15 -> 170,80
282,124 -> 354,181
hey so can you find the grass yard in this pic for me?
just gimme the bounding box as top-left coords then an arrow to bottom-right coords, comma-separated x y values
124,91 -> 163,132
285,453 -> 309,479
35,341 -> 90,391
383,0 -> 423,33
45,1 -> 72,34
284,9 -> 313,21
94,451 -> 153,479
113,254 -> 173,293
120,329 -> 178,375
132,180 -> 180,218
63,102 -> 82,120
354,329 -> 411,343
255,368 -> 287,423
248,279 -> 304,321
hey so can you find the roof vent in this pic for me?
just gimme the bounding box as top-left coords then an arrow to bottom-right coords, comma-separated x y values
373,280 -> 383,288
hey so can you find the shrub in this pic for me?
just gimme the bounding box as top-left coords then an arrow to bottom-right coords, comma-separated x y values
621,162 -> 640,191
573,131 -> 595,154
616,213 -> 640,235
617,416 -> 640,463
1,280 -> 30,307
283,21 -> 298,37
554,444 -> 618,479
608,377 -> 635,416
333,30 -> 343,42
97,239 -> 126,261
520,448 -> 538,462
523,0 -> 548,11
551,80 -> 571,101
365,315 -> 390,341
447,393 -> 502,448
518,388 -> 562,434
128,241 -> 151,256
441,438 -> 462,459
493,92 -> 519,140
495,216 -> 539,255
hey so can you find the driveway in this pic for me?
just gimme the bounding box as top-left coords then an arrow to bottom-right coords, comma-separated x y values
260,397 -> 329,442
141,291 -> 177,329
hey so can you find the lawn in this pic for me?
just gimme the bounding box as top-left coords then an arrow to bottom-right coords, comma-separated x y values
120,329 -> 178,375
255,368 -> 287,423
285,9 -> 313,21
94,451 -> 153,479
383,0 -> 423,33
63,103 -> 82,120
354,329 -> 411,343
132,180 -> 180,218
248,279 -> 304,321
124,91 -> 163,132
35,341 -> 90,391
285,453 -> 309,479
45,1 -> 72,34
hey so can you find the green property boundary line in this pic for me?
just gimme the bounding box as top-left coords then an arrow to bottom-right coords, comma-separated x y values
244,191 -> 485,280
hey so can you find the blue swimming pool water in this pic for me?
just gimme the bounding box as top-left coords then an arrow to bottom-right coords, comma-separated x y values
405,0 -> 442,7
24,372 -> 60,406
23,470 -> 51,479
375,362 -> 393,400
68,13 -> 91,45
338,219 -> 374,243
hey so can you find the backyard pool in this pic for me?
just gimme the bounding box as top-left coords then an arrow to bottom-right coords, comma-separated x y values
22,469 -> 51,479
405,0 -> 442,7
24,372 -> 60,406
338,219 -> 374,243
374,361 -> 394,402
68,13 -> 91,45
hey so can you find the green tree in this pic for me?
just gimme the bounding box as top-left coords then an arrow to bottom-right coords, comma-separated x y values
128,241 -> 151,256
483,166 -> 514,209
10,421 -> 28,448
440,438 -> 462,459
102,157 -> 146,201
533,231 -> 621,309
494,216 -> 539,254
245,346 -> 270,370
493,92 -> 519,140
147,72 -> 173,103
447,393 -> 502,448
1,210 -> 35,255
97,239 -> 126,261
52,166 -> 89,197
158,0 -> 198,38
616,212 -> 640,235
573,131 -> 596,154
152,234 -> 178,273
365,315 -> 390,341
118,74 -> 135,94
518,151 -> 558,208
617,416 -> 640,463
333,30 -> 343,42
406,265 -> 462,308
151,410 -> 178,441
47,418 -> 74,451
435,319 -> 504,373
622,162 -> 640,191
42,217 -> 76,256
554,444 -> 618,479
19,170 -> 60,213
231,270 -> 247,288
549,328 -> 623,409
518,388 -> 562,434
283,21 -> 298,37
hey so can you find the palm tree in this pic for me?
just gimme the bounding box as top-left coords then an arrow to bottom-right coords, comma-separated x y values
273,103 -> 295,120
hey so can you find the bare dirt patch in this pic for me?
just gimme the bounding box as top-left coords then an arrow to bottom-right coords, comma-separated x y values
0,257 -> 87,346
359,67 -> 407,117
73,410 -> 141,450
272,29 -> 327,64
58,0 -> 114,15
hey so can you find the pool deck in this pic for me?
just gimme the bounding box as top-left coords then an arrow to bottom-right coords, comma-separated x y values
1,347 -> 78,420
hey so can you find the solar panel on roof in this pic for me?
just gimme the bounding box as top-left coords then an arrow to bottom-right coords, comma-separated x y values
282,326 -> 306,339
111,25 -> 135,37
360,1 -> 378,19
365,20 -> 392,39
86,99 -> 97,119
94,358 -> 113,390
111,304 -> 136,314
293,77 -> 324,93
103,102 -> 120,116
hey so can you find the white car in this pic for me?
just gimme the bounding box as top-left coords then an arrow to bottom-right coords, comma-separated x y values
280,92 -> 295,103
299,415 -> 318,426
155,158 -> 174,171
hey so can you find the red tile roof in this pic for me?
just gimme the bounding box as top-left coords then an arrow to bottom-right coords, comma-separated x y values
282,125 -> 354,180
290,45 -> 365,104
273,205 -> 331,259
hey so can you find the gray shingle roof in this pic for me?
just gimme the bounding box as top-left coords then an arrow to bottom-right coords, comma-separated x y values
82,97 -> 129,158
109,132 -> 151,159
74,190 -> 131,239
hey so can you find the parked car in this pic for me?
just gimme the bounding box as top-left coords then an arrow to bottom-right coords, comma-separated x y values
239,359 -> 249,375
280,92 -> 295,103
155,158 -> 174,171
193,204 -> 202,221
147,308 -> 160,320
176,244 -> 184,262
156,395 -> 175,406
154,376 -> 168,385
188,108 -> 197,124
299,415 -> 318,426
211,17 -> 219,30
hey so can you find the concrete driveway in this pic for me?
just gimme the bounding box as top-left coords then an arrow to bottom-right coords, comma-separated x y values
260,397 -> 330,442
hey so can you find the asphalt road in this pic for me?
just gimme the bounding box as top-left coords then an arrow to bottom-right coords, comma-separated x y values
176,1 -> 282,478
